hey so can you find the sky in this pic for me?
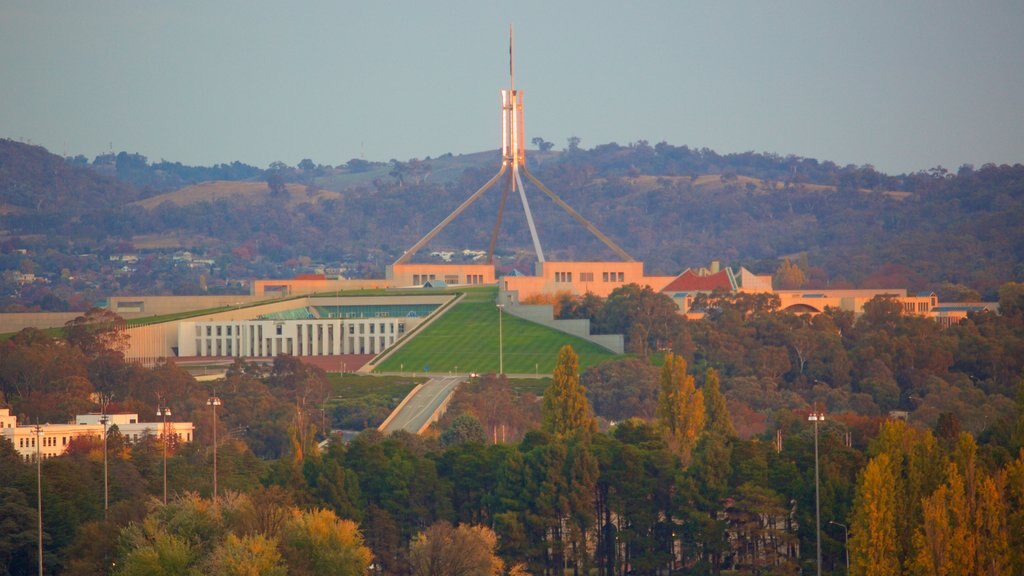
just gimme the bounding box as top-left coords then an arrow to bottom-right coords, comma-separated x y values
2,1 -> 1022,175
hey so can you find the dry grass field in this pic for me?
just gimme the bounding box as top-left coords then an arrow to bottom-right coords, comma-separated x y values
133,181 -> 344,209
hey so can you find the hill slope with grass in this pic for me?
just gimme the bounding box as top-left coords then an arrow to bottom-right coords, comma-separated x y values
374,289 -> 619,375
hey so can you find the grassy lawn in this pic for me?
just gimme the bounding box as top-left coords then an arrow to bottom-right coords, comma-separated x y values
325,373 -> 424,430
327,373 -> 423,404
374,288 -> 620,374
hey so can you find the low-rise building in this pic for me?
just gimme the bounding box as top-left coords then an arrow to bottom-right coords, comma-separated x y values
0,408 -> 194,462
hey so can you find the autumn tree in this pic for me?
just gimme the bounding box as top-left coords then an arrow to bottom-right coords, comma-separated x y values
542,346 -> 597,438
774,256 -> 806,290
408,522 -> 505,576
280,507 -> 373,576
702,368 -> 734,438
850,453 -> 899,576
656,353 -> 704,460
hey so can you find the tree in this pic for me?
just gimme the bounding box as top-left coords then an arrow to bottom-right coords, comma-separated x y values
582,357 -> 660,421
279,508 -> 372,576
441,414 -> 487,447
656,353 -> 704,460
531,137 -> 554,152
408,522 -> 504,576
774,257 -> 806,289
703,368 -> 734,438
206,533 -> 286,576
64,308 -> 128,358
598,284 -> 682,356
542,346 -> 596,438
850,454 -> 899,576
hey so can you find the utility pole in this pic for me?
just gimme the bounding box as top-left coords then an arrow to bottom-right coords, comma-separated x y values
207,395 -> 222,502
808,407 -> 826,576
34,423 -> 44,576
157,406 -> 172,504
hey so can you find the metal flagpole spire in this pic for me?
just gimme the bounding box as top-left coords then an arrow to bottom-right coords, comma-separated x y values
394,27 -> 631,266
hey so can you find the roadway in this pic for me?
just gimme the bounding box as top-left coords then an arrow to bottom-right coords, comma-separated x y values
380,375 -> 465,434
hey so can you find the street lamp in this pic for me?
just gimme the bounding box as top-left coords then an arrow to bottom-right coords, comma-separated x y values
496,304 -> 504,375
156,406 -> 172,505
34,423 -> 44,576
206,396 -> 222,502
830,520 -> 849,575
99,414 -> 109,519
808,407 -> 826,576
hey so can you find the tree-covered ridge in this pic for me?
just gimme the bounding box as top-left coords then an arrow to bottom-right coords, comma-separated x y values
1,138 -> 1021,309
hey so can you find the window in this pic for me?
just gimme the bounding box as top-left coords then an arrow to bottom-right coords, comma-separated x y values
580,272 -> 594,282
603,272 -> 610,282
617,272 -> 625,282
216,326 -> 222,336
445,275 -> 459,284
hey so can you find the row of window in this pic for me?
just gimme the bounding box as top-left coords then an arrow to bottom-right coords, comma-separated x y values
553,271 -> 626,283
411,274 -> 488,285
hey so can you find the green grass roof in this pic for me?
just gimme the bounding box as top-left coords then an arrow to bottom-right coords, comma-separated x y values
374,288 -> 620,374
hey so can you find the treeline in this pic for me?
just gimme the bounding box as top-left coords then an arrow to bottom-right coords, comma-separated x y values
3,139 -> 1023,310
554,282 -> 1024,437
2,324 -> 1023,575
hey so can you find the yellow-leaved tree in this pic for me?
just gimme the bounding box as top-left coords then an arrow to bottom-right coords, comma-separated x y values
656,353 -> 704,461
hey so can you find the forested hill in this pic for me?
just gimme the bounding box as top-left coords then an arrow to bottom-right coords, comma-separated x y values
1,138 -> 1022,308
0,139 -> 140,214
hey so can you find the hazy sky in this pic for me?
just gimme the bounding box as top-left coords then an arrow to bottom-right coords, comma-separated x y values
2,1 -> 1022,174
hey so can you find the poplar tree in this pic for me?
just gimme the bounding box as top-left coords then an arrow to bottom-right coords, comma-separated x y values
542,346 -> 597,438
850,454 -> 900,576
703,368 -> 734,438
656,353 -> 704,459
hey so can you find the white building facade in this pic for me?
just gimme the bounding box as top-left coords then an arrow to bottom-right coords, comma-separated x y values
177,316 -> 418,358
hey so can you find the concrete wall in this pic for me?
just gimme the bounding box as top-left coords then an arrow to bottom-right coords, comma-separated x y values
504,304 -> 624,354
0,312 -> 82,333
108,295 -> 264,318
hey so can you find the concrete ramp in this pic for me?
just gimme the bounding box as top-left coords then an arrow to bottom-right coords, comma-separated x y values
378,375 -> 464,434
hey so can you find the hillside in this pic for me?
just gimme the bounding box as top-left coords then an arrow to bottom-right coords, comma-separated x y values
0,138 -> 1022,310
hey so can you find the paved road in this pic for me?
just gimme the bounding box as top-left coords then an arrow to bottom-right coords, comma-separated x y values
381,375 -> 464,434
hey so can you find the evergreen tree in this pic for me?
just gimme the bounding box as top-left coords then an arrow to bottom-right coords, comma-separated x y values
542,346 -> 597,438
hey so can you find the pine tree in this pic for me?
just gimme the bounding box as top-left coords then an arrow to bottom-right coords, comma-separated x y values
542,346 -> 597,438
656,353 -> 704,460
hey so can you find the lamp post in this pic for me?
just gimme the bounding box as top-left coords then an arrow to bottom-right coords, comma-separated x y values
206,396 -> 222,502
34,423 -> 43,576
830,520 -> 849,575
808,407 -> 826,576
99,414 -> 109,519
156,406 -> 172,505
496,304 -> 504,375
